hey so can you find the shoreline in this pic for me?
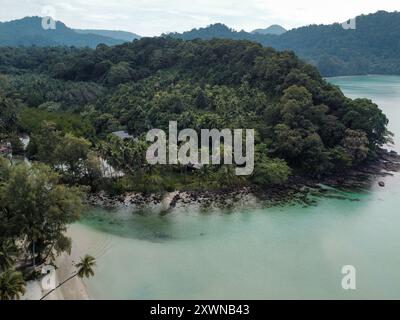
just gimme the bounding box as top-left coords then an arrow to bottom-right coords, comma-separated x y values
41,229 -> 91,300
38,149 -> 400,300
87,149 -> 400,210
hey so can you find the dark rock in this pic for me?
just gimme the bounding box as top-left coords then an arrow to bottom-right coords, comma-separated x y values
379,181 -> 385,187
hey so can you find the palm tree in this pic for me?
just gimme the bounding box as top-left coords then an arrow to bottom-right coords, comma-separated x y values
0,240 -> 17,271
40,255 -> 96,300
0,269 -> 26,300
76,255 -> 96,278
219,165 -> 237,187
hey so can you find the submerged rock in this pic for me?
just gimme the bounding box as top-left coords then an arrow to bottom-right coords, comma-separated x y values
379,181 -> 385,187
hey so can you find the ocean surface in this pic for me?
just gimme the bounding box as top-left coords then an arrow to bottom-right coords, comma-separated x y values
72,75 -> 400,299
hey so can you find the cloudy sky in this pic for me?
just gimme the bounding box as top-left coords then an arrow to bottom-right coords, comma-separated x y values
0,0 -> 399,36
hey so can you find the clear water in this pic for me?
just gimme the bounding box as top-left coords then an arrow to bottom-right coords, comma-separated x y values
329,75 -> 400,152
73,75 -> 400,299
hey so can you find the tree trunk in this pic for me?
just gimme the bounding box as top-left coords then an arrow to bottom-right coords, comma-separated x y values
42,243 -> 55,263
32,241 -> 36,268
40,272 -> 78,300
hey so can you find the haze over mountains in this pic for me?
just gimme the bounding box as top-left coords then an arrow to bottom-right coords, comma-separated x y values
169,11 -> 400,76
251,25 -> 287,35
74,29 -> 141,42
0,11 -> 400,76
0,17 -> 139,48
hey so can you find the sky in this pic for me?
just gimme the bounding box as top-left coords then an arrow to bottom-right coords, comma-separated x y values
0,0 -> 399,36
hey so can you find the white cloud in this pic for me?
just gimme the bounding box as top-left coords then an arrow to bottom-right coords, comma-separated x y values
0,0 -> 399,36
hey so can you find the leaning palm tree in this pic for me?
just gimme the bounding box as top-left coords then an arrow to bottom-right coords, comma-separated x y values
40,255 -> 96,300
76,255 -> 96,278
0,269 -> 26,300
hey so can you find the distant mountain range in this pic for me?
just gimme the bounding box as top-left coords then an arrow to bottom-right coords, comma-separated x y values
1,11 -> 400,76
74,29 -> 141,42
0,17 -> 140,48
251,25 -> 287,35
168,11 -> 400,76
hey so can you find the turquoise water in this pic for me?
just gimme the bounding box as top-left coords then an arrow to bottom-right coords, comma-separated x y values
75,75 -> 400,299
329,75 -> 400,152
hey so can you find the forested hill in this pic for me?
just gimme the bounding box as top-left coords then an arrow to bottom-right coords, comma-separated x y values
2,11 -> 400,75
251,25 -> 287,35
0,38 -> 389,182
74,29 -> 141,42
169,11 -> 400,76
0,17 -> 129,48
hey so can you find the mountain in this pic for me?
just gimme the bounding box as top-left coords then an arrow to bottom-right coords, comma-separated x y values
251,25 -> 287,35
0,17 -> 129,48
74,29 -> 141,42
3,11 -> 400,76
169,11 -> 400,76
260,11 -> 400,76
166,23 -> 250,40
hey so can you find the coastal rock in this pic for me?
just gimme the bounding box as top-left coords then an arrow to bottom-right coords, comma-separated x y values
85,148 -> 400,212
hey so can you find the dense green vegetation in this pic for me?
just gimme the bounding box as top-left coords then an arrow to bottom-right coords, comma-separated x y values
0,33 -> 392,299
0,157 -> 86,299
0,37 -> 390,192
2,11 -> 400,76
169,11 -> 400,76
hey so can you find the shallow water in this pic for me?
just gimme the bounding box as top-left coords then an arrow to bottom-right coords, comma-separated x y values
74,75 -> 400,299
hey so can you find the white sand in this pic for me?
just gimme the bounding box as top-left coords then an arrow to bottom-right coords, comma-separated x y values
31,227 -> 93,300
43,252 -> 91,300
23,253 -> 90,300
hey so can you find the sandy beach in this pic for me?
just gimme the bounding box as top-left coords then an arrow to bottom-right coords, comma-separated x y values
23,226 -> 94,300
43,251 -> 91,300
45,225 -> 96,300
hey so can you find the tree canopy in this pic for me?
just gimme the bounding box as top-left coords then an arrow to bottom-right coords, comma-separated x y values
0,37 -> 390,184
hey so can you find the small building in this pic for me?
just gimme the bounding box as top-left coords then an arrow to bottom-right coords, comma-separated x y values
111,131 -> 136,140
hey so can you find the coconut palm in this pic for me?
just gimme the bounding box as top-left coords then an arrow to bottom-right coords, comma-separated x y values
75,255 -> 96,278
0,269 -> 26,300
40,255 -> 96,300
0,240 -> 17,271
218,165 -> 237,187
